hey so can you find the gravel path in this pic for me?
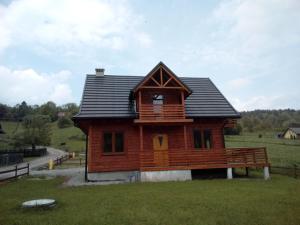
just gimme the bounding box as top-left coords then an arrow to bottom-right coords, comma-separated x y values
0,147 -> 68,180
1,147 -> 123,186
30,167 -> 126,186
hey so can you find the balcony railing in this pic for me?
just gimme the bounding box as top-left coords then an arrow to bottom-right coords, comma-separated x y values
136,104 -> 188,122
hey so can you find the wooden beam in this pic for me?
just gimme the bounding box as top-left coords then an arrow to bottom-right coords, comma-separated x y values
160,68 -> 163,86
184,125 -> 187,150
162,66 -> 190,93
150,77 -> 161,87
181,91 -> 186,117
139,125 -> 143,152
138,91 -> 142,112
134,119 -> 194,124
163,77 -> 173,87
140,86 -> 184,90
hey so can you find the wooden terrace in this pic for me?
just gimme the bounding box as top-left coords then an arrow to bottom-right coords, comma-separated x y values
140,147 -> 270,172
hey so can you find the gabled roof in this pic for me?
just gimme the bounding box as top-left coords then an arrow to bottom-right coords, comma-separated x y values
288,127 -> 300,134
132,62 -> 192,97
73,73 -> 241,119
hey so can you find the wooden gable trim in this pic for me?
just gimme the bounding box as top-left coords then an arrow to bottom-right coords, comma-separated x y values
133,62 -> 192,96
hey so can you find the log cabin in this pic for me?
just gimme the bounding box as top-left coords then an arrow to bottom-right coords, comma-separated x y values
73,62 -> 270,182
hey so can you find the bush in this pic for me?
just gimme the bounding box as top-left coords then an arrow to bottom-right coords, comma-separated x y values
57,117 -> 73,128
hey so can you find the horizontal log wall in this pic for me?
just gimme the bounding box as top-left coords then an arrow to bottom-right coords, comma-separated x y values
87,118 -> 228,173
88,120 -> 140,172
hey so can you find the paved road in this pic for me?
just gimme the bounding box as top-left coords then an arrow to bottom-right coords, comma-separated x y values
0,147 -> 68,181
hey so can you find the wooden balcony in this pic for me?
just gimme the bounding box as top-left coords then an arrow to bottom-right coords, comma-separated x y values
134,104 -> 193,124
140,147 -> 269,171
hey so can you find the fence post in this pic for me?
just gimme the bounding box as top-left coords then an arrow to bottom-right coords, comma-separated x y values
27,163 -> 30,176
15,165 -> 18,178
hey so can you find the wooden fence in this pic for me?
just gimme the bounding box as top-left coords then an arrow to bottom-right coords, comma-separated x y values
0,163 -> 29,181
270,165 -> 300,179
53,155 -> 69,166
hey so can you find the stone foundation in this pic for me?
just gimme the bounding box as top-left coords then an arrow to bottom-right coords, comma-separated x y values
140,170 -> 192,182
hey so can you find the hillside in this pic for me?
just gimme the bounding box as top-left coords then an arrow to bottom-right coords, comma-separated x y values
0,121 -> 85,153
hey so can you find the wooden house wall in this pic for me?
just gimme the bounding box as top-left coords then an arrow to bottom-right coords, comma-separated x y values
87,120 -> 140,172
86,118 -> 226,173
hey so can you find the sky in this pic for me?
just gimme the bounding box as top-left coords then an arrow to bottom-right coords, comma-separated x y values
0,0 -> 299,111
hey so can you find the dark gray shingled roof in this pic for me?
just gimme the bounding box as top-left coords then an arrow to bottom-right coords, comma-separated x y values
290,127 -> 300,134
73,74 -> 240,119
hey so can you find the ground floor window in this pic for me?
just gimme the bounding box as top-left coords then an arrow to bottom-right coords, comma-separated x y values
103,132 -> 124,154
193,129 -> 213,149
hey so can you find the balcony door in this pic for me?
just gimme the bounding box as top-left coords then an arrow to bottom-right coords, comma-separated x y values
152,94 -> 164,118
153,134 -> 169,167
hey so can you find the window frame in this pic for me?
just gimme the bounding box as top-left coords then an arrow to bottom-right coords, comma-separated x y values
192,128 -> 213,150
152,94 -> 164,105
193,129 -> 202,149
102,131 -> 125,155
203,129 -> 213,149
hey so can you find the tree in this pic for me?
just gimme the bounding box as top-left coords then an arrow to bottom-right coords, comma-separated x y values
0,103 -> 10,119
13,115 -> 51,150
39,101 -> 58,122
11,101 -> 32,120
57,116 -> 73,128
61,103 -> 79,117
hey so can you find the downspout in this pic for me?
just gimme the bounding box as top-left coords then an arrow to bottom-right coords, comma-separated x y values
85,134 -> 89,182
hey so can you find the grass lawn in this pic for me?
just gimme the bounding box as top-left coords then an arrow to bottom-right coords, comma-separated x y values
0,175 -> 299,225
50,122 -> 85,153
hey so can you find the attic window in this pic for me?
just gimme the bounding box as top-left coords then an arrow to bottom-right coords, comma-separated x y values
153,94 -> 164,105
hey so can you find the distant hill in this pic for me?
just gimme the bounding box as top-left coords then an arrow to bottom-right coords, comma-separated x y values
239,109 -> 300,132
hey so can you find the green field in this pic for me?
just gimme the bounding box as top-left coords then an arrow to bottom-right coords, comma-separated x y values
0,121 -> 85,153
0,175 -> 299,225
225,132 -> 300,167
2,121 -> 300,167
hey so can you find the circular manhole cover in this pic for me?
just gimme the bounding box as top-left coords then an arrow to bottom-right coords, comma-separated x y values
22,199 -> 56,208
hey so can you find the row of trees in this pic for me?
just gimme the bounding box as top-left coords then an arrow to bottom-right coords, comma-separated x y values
0,101 -> 80,149
0,101 -> 79,122
239,109 -> 300,132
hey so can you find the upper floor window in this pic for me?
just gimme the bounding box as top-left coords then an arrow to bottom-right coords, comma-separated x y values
103,132 -> 124,154
153,94 -> 164,105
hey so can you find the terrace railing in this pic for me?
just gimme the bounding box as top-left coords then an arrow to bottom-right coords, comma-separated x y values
140,147 -> 269,171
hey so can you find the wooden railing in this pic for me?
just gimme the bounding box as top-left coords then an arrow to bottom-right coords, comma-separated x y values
226,147 -> 269,167
140,147 -> 269,171
138,104 -> 185,121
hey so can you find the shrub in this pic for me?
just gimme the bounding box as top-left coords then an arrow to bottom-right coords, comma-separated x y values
57,117 -> 73,128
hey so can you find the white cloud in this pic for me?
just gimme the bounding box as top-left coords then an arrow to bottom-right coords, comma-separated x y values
0,65 -> 74,105
227,77 -> 251,89
0,0 -> 152,54
204,0 -> 300,65
230,95 -> 296,111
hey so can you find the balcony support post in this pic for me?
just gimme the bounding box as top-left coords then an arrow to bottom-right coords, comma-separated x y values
264,166 -> 270,180
183,125 -> 187,150
227,167 -> 233,179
